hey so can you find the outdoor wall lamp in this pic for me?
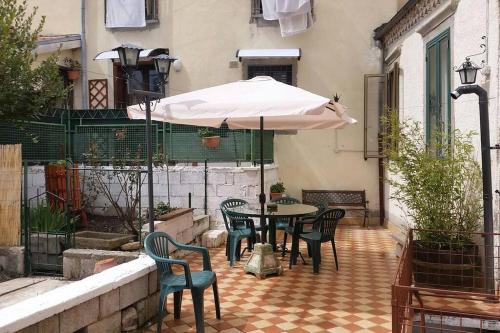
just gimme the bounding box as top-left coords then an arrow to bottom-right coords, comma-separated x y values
112,44 -> 173,233
450,37 -> 494,295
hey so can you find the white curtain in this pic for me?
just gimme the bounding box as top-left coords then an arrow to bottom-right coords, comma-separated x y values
106,0 -> 146,28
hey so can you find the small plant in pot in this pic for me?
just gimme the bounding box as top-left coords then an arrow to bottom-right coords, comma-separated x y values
198,128 -> 220,148
270,182 -> 285,200
383,112 -> 483,290
63,57 -> 81,81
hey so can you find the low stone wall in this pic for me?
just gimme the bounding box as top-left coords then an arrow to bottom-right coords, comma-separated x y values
63,249 -> 140,280
0,246 -> 24,276
0,255 -> 159,333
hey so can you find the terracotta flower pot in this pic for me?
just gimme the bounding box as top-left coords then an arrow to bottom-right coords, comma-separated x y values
270,192 -> 283,200
67,70 -> 80,81
201,136 -> 220,148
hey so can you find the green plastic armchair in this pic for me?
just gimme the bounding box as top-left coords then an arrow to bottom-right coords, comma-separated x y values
144,232 -> 221,333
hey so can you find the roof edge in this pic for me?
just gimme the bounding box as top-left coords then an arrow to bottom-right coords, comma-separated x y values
374,0 -> 418,41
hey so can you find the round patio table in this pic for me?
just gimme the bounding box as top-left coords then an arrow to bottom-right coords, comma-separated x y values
226,203 -> 318,251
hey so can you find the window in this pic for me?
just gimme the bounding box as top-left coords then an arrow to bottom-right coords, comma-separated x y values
426,30 -> 451,142
250,0 -> 314,25
145,0 -> 158,21
247,64 -> 293,85
105,0 -> 158,26
113,62 -> 164,109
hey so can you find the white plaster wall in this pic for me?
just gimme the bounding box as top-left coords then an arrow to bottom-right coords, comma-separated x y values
385,0 -> 500,235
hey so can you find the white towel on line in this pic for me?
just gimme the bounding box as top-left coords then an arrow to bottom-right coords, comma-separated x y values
279,11 -> 313,37
106,0 -> 146,28
261,0 -> 313,37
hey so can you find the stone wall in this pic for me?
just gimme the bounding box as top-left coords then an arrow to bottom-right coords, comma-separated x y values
25,164 -> 279,228
0,256 -> 160,333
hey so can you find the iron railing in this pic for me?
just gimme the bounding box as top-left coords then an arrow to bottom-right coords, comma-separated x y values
392,229 -> 500,332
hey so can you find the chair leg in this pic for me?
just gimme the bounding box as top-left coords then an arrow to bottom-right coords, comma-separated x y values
235,240 -> 242,261
192,289 -> 205,333
173,290 -> 183,319
331,240 -> 339,270
230,237 -> 239,267
307,243 -> 312,257
281,232 -> 288,257
212,279 -> 221,319
312,242 -> 320,274
225,235 -> 230,257
157,289 -> 168,333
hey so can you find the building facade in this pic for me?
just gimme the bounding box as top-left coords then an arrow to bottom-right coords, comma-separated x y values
374,0 -> 500,240
28,0 -> 400,221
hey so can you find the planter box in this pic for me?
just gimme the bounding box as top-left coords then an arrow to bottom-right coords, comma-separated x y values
75,231 -> 134,250
142,209 -> 194,251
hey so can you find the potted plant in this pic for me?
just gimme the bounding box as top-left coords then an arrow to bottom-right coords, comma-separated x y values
383,113 -> 482,289
63,57 -> 81,81
198,128 -> 220,148
270,182 -> 285,200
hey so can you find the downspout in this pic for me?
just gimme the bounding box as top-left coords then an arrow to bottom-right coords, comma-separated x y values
450,85 -> 495,295
80,0 -> 88,109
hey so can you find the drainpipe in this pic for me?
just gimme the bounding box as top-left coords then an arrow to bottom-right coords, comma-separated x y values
80,0 -> 88,109
450,85 -> 495,295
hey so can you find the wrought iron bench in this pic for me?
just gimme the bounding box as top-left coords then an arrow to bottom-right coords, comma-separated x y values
302,190 -> 369,227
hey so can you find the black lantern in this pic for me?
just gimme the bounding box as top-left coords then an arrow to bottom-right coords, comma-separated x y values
455,57 -> 481,85
153,54 -> 174,79
113,44 -> 142,68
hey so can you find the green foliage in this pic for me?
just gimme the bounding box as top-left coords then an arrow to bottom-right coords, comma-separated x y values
154,201 -> 176,218
270,182 -> 285,193
63,57 -> 80,69
0,0 -> 67,122
198,128 -> 217,138
29,206 -> 67,233
383,111 -> 482,246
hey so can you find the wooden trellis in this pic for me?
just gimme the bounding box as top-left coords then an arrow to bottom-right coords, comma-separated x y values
88,79 -> 108,109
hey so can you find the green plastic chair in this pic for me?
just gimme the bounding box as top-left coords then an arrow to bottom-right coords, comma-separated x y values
144,232 -> 221,333
271,197 -> 300,256
290,209 -> 345,273
220,198 -> 266,262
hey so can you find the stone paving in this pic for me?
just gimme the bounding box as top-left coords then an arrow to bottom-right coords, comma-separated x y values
145,226 -> 397,333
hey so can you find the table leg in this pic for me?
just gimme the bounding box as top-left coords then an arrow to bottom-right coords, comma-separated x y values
269,217 -> 276,251
260,217 -> 267,244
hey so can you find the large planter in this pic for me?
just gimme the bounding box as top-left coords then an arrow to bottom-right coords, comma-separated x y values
44,164 -> 81,211
75,231 -> 135,250
201,136 -> 220,148
412,240 -> 482,290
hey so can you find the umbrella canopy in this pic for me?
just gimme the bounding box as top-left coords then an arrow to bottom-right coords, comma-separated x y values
127,76 -> 356,129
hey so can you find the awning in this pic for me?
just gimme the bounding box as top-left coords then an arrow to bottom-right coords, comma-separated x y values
94,48 -> 169,61
36,34 -> 81,54
236,48 -> 301,61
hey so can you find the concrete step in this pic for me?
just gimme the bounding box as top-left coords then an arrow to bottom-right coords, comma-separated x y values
193,215 -> 210,238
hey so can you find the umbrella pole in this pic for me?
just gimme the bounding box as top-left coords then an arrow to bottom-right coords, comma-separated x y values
259,116 -> 266,243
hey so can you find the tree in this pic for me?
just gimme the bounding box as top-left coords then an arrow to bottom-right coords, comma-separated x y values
0,0 -> 67,122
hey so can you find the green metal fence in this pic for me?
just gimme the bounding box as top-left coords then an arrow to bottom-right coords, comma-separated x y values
0,109 -> 274,163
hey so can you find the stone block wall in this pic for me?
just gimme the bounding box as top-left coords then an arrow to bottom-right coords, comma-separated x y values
26,164 -> 279,228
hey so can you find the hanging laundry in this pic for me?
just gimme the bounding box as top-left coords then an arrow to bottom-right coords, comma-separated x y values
276,0 -> 313,37
261,0 -> 280,20
106,0 -> 146,28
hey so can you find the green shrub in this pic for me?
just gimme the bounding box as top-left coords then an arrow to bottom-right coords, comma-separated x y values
29,206 -> 68,233
270,182 -> 285,193
383,112 -> 482,247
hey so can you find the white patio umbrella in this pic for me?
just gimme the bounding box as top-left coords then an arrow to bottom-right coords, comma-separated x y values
127,76 -> 356,234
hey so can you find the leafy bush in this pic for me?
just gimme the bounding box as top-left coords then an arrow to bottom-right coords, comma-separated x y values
270,182 -> 285,193
383,112 -> 482,246
154,201 -> 176,218
29,206 -> 68,233
198,128 -> 217,138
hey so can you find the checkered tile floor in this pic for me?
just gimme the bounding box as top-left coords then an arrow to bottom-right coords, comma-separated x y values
144,226 -> 397,332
